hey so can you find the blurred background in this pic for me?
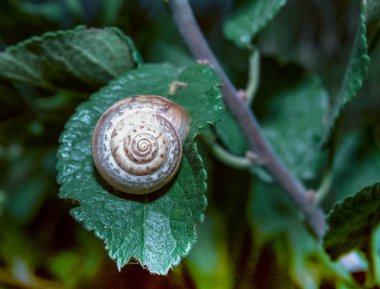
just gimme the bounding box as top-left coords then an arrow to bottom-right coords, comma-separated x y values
1,0 -> 379,288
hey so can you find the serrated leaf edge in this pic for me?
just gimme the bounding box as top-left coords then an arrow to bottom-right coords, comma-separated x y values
323,0 -> 370,144
56,63 -> 221,274
224,0 -> 287,47
323,182 -> 380,258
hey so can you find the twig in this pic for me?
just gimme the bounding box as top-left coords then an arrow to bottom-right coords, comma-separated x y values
245,48 -> 260,104
315,170 -> 333,204
201,133 -> 254,169
167,0 -> 326,239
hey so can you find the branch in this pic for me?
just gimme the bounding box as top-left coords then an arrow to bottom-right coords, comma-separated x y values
168,0 -> 326,239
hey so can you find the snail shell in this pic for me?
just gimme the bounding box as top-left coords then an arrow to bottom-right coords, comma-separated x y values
92,95 -> 190,195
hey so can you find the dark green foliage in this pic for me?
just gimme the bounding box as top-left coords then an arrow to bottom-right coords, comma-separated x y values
323,0 -> 370,143
224,0 -> 287,47
0,26 -> 142,91
56,63 -> 224,274
261,77 -> 328,180
324,183 -> 380,259
0,0 -> 380,288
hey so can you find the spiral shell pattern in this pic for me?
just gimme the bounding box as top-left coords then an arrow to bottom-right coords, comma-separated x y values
92,95 -> 190,195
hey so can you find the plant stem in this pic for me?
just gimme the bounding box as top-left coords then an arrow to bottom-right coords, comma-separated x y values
315,170 -> 333,204
365,223 -> 380,287
202,136 -> 253,169
167,0 -> 326,239
245,48 -> 260,104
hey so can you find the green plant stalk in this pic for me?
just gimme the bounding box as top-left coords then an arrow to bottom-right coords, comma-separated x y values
315,170 -> 333,204
365,223 -> 380,287
167,0 -> 326,239
317,108 -> 343,204
201,128 -> 253,169
245,48 -> 260,104
204,138 -> 253,169
211,143 -> 252,169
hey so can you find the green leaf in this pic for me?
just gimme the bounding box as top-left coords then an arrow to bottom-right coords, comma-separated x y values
0,26 -> 142,91
56,63 -> 223,274
249,181 -> 296,243
170,64 -> 224,141
370,223 -> 380,285
186,210 -> 233,289
324,183 -> 380,260
367,0 -> 380,22
20,1 -> 65,22
48,230 -> 103,288
0,0 -> 59,46
149,41 -> 193,67
0,190 -> 6,217
100,0 -> 125,25
0,220 -> 37,269
249,181 -> 355,289
224,0 -> 287,47
262,77 -> 328,180
64,0 -> 84,20
0,146 -> 56,225
332,131 -> 380,202
216,108 -> 249,156
324,0 -> 370,143
6,174 -> 50,224
215,77 -> 327,181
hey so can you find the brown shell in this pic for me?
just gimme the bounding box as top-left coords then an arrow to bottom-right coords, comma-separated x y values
91,95 -> 190,195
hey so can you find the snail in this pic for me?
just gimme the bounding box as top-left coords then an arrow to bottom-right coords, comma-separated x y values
92,95 -> 190,195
